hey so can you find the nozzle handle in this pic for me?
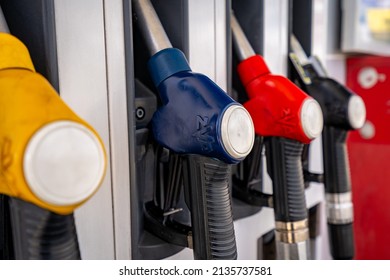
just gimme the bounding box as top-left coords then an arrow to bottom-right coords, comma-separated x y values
323,127 -> 355,259
9,198 -> 80,260
133,0 -> 172,55
266,137 -> 308,222
323,128 -> 352,194
266,137 -> 310,259
231,12 -> 255,61
183,155 -> 237,260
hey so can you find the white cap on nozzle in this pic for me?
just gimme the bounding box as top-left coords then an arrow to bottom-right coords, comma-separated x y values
23,121 -> 106,207
348,95 -> 366,130
220,104 -> 255,160
300,98 -> 324,139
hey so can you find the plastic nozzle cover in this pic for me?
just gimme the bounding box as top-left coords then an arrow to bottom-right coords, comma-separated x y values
239,55 -> 323,143
300,98 -> 324,140
0,33 -> 34,71
149,49 -> 254,163
24,121 -> 106,207
148,48 -> 191,87
220,104 -> 254,160
237,55 -> 270,91
347,95 -> 366,129
305,77 -> 366,130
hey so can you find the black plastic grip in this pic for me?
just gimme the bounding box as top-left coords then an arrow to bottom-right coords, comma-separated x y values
328,223 -> 354,260
265,137 -> 307,222
182,155 -> 237,260
322,127 -> 351,194
8,197 -> 80,260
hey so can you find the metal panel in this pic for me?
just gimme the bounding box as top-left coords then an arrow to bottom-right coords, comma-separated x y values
187,0 -> 228,91
312,0 -> 329,62
235,208 -> 275,259
187,0 -> 215,81
103,0 -> 132,260
214,0 -> 228,91
263,0 -> 289,75
54,0 -> 115,259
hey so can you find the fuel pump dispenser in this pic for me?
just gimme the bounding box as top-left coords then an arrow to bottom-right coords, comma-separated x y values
231,13 -> 324,260
290,35 -> 366,260
132,0 -> 254,260
0,7 -> 106,259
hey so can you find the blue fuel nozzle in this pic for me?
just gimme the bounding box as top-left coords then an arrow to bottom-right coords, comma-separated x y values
149,48 -> 254,164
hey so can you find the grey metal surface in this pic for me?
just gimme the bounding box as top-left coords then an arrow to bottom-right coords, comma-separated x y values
214,0 -> 228,91
103,0 -> 132,260
187,0 -> 227,91
231,0 -> 264,55
132,0 -> 172,55
235,207 -> 276,259
54,0 -> 115,259
231,13 -> 256,61
275,217 -> 311,260
263,0 -> 289,75
326,192 -> 354,224
0,6 -> 9,33
276,239 -> 310,260
54,0 -> 133,260
275,220 -> 310,244
291,34 -> 310,65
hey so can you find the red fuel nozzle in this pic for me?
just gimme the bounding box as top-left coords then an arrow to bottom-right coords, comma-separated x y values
231,12 -> 322,144
231,11 -> 323,260
238,55 -> 322,144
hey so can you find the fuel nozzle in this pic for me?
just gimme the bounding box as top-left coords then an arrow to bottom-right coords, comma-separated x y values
0,34 -> 106,215
290,34 -> 367,260
134,0 -> 254,164
231,13 -> 324,260
0,6 -> 106,217
290,35 -> 366,131
232,14 -> 323,144
0,7 -> 106,259
133,0 -> 254,260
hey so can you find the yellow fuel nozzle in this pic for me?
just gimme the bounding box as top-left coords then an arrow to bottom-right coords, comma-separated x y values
0,33 -> 106,215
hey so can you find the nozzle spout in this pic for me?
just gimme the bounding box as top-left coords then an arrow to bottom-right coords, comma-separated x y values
231,12 -> 255,61
133,0 -> 172,55
0,6 -> 10,33
290,34 -> 309,65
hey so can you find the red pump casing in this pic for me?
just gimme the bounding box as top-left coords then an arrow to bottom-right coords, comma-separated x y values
238,55 -> 313,144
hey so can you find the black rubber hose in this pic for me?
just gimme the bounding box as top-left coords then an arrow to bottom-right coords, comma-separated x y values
8,197 -> 80,260
323,127 -> 354,260
328,223 -> 354,260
